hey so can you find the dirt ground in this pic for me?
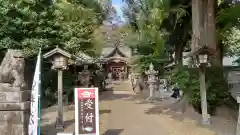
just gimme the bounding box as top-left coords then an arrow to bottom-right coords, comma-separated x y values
40,104 -> 109,135
100,91 -> 217,135
40,87 -> 236,135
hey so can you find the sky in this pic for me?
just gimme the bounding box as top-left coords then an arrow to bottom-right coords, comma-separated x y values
111,0 -> 126,22
112,0 -> 123,5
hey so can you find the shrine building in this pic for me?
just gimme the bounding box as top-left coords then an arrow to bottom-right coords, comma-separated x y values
101,45 -> 132,80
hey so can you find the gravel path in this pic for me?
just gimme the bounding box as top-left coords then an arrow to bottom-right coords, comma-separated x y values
101,90 -> 217,135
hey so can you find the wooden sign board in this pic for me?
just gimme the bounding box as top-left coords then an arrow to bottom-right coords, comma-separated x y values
74,88 -> 99,135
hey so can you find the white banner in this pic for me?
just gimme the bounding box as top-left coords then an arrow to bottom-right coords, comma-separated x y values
28,49 -> 41,135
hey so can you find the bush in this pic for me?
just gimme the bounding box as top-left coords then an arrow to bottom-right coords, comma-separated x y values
41,64 -> 76,108
171,66 -> 229,115
41,65 -> 58,108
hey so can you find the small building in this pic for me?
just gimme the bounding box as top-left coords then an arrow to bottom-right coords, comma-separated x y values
101,45 -> 132,80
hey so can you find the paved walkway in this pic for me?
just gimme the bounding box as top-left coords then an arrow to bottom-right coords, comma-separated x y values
100,91 -> 217,135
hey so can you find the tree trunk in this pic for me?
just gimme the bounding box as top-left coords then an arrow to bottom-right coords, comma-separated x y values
191,0 -> 200,51
174,44 -> 184,65
190,0 -> 201,67
206,0 -> 221,66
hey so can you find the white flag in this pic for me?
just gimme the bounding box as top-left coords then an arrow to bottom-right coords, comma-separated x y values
28,49 -> 41,135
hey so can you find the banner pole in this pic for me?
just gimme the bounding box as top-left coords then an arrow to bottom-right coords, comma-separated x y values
38,48 -> 42,135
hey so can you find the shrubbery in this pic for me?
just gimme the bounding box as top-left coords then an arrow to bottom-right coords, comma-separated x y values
41,63 -> 76,108
171,66 -> 229,115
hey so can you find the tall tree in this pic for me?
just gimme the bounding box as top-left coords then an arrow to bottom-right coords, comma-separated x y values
123,0 -> 190,65
0,0 -> 60,55
0,0 -> 104,56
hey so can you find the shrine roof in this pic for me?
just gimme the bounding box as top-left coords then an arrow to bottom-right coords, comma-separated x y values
75,51 -> 94,64
103,56 -> 129,63
101,46 -> 131,58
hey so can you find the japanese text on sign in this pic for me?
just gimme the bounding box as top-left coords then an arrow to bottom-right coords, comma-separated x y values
75,88 -> 99,135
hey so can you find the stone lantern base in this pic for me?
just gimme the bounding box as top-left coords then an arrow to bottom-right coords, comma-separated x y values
0,84 -> 30,135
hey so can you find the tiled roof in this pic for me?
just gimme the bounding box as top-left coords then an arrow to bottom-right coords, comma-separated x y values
101,46 -> 132,58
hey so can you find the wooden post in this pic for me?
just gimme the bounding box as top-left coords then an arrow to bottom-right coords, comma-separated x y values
199,65 -> 210,124
56,70 -> 64,129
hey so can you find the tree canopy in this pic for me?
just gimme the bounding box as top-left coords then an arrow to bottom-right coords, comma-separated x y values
0,0 -> 105,56
123,0 -> 240,67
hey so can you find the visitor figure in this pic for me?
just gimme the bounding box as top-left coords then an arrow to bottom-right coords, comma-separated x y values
171,84 -> 180,99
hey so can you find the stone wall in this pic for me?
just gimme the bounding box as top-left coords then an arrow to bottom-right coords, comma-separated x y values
0,85 -> 30,135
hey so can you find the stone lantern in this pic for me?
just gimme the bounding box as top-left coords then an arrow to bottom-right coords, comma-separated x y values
52,54 -> 69,70
184,45 -> 215,125
145,63 -> 158,101
43,47 -> 73,129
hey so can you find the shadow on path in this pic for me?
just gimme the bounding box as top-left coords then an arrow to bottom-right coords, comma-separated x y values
100,109 -> 112,114
104,129 -> 124,135
41,119 -> 75,135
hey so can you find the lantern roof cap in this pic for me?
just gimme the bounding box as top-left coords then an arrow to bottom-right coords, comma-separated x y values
43,47 -> 72,59
184,45 -> 216,59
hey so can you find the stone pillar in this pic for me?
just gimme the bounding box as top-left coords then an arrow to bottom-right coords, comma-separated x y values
236,94 -> 240,135
145,63 -> 158,101
0,85 -> 30,135
133,74 -> 142,94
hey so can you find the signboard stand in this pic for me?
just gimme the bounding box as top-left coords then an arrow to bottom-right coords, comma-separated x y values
57,87 -> 99,135
74,88 -> 100,135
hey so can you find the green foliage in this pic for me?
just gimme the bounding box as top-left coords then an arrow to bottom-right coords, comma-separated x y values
171,67 -> 199,97
223,27 -> 240,56
217,3 -> 240,31
171,67 -> 229,114
41,63 -> 58,108
41,63 -> 76,108
91,28 -> 105,56
123,0 -> 191,69
206,67 -> 229,106
62,70 -> 76,103
0,0 -> 59,55
2,0 -> 105,107
55,0 -> 101,54
137,55 -> 166,75
216,1 -> 240,57
0,0 -> 104,57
